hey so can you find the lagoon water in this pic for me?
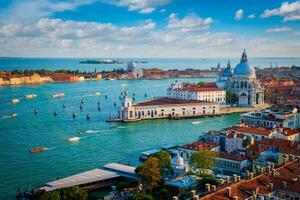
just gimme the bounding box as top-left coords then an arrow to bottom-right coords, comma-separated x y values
0,78 -> 240,200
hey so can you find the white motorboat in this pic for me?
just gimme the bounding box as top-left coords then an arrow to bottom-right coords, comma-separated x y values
12,99 -> 20,104
52,93 -> 65,98
25,94 -> 37,99
68,137 -> 80,142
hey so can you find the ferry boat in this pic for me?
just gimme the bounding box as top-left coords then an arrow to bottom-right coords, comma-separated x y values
139,149 -> 160,161
68,137 -> 80,142
52,93 -> 65,98
12,99 -> 20,104
25,94 -> 37,99
30,147 -> 45,153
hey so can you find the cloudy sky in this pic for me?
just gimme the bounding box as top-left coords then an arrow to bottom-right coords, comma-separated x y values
0,0 -> 299,58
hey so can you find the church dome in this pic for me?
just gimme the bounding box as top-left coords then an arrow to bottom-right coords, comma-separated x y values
233,50 -> 255,77
222,61 -> 233,77
172,154 -> 184,166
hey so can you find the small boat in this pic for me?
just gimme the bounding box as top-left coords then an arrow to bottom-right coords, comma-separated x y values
12,99 -> 20,104
30,147 -> 45,153
10,113 -> 17,117
97,106 -> 101,111
80,104 -> 83,110
52,93 -> 65,98
110,126 -> 118,129
192,121 -> 201,125
121,83 -> 128,87
95,92 -> 100,96
34,109 -> 38,114
86,114 -> 90,120
108,78 -> 116,81
54,111 -> 58,116
25,94 -> 37,99
72,112 -> 76,118
68,137 -> 80,142
63,104 -> 66,109
113,102 -> 116,107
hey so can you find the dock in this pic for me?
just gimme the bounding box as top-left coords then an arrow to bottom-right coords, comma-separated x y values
40,163 -> 137,192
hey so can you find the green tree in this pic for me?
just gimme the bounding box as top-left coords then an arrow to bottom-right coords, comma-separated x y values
152,151 -> 172,175
128,191 -> 153,200
226,90 -> 238,107
30,190 -> 60,200
136,157 -> 161,191
198,82 -> 206,86
154,188 -> 172,200
59,186 -> 87,200
189,149 -> 217,177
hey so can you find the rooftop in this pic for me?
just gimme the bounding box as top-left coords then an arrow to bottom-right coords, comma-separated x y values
218,152 -> 247,162
225,126 -> 273,136
180,141 -> 218,151
133,97 -> 219,107
199,159 -> 300,200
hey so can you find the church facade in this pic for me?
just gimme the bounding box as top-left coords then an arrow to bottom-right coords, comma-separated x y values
217,50 -> 264,107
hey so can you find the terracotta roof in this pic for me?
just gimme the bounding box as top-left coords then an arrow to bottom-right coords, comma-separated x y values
180,141 -> 217,151
281,128 -> 299,136
175,86 -> 224,92
133,97 -> 219,107
218,152 -> 247,162
225,126 -> 273,136
260,138 -> 300,148
227,132 -> 246,139
199,159 -> 300,200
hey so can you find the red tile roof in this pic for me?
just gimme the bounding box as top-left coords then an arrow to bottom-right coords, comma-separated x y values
225,126 -> 273,136
133,97 -> 219,107
180,141 -> 217,151
199,159 -> 300,200
175,86 -> 224,92
218,152 -> 247,162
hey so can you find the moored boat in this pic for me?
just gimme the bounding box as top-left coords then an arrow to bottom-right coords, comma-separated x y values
52,93 -> 65,98
25,94 -> 37,99
12,99 -> 20,104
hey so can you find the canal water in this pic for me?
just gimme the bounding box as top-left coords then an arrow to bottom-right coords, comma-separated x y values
0,78 -> 240,199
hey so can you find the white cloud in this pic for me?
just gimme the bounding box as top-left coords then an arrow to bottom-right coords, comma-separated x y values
105,0 -> 173,14
167,13 -> 213,32
234,9 -> 244,21
266,27 -> 291,33
261,1 -> 300,21
0,0 -> 96,24
248,14 -> 256,19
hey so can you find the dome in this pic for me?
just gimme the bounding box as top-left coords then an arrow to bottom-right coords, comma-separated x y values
172,154 -> 184,166
222,61 -> 233,77
233,50 -> 255,77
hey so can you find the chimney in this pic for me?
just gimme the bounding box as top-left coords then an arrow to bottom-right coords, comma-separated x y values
233,174 -> 237,182
249,172 -> 254,179
237,176 -> 241,182
283,181 -> 287,189
191,190 -> 196,198
212,185 -> 217,192
220,179 -> 225,185
260,167 -> 264,174
284,157 -> 288,164
271,169 -> 276,177
205,184 -> 211,192
226,176 -> 230,184
270,163 -> 274,170
266,166 -> 271,174
226,187 -> 231,197
269,182 -> 273,191
246,170 -> 250,178
172,196 -> 178,200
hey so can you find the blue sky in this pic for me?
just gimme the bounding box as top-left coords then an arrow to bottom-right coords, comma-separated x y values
0,0 -> 299,58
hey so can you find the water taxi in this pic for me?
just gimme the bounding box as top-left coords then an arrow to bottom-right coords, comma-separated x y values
12,99 -> 20,104
25,94 -> 37,99
30,147 -> 45,153
52,93 -> 65,98
68,137 -> 80,142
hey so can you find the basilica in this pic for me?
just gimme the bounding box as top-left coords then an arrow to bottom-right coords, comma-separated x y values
217,50 -> 264,107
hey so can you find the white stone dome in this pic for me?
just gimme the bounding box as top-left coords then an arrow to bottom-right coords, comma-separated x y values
233,50 -> 255,78
172,154 -> 184,166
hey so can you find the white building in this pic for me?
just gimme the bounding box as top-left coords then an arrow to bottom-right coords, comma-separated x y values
118,96 -> 220,122
167,81 -> 226,104
127,61 -> 143,79
225,132 -> 247,154
171,153 -> 188,176
214,152 -> 248,175
217,50 -> 264,107
241,106 -> 300,129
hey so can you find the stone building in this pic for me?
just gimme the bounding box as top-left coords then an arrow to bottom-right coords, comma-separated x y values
217,50 -> 264,107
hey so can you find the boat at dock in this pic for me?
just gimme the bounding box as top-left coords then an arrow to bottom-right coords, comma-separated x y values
25,94 -> 37,99
12,99 -> 20,104
52,93 -> 65,98
30,147 -> 45,153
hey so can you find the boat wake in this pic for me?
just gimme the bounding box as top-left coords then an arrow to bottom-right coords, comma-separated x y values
0,113 -> 17,119
191,121 -> 203,125
85,130 -> 105,134
44,147 -> 56,151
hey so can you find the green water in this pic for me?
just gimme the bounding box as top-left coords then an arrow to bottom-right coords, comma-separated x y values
0,78 -> 240,199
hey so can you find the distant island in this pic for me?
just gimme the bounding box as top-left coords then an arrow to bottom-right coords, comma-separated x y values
79,59 -> 149,64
